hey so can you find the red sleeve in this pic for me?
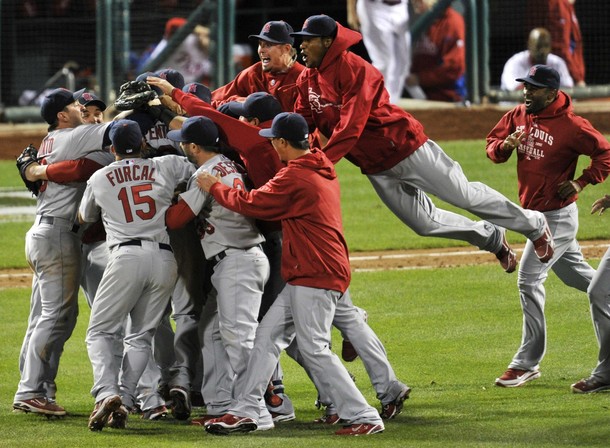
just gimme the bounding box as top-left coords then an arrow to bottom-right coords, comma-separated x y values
209,172 -> 294,222
485,111 -> 517,163
211,65 -> 261,108
319,59 -> 382,164
165,199 -> 197,229
46,159 -> 105,183
573,119 -> 610,187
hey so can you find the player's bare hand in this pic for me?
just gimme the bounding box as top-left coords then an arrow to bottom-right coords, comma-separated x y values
591,194 -> 610,215
502,130 -> 525,151
557,180 -> 583,199
146,76 -> 174,96
197,171 -> 221,192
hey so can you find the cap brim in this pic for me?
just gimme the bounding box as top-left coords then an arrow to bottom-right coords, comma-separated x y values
248,34 -> 290,44
225,101 -> 247,118
81,100 -> 107,111
167,129 -> 187,142
515,77 -> 548,88
258,128 -> 276,138
290,31 -> 323,37
72,88 -> 86,101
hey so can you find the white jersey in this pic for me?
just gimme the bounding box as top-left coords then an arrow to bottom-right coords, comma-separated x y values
501,51 -> 574,91
79,155 -> 195,248
36,122 -> 112,221
179,153 -> 265,259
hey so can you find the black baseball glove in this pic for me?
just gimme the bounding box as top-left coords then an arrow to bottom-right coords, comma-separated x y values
16,144 -> 41,196
114,80 -> 158,111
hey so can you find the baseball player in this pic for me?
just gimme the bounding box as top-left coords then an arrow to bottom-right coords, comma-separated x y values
13,88 -> 115,416
347,0 -> 410,104
201,112 -> 384,436
82,120 -> 194,431
211,20 -> 304,112
164,116 -> 271,427
290,15 -> 555,273
578,195 -> 610,392
486,65 -> 610,388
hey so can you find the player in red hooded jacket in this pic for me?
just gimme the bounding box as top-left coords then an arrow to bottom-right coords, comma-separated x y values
291,14 -> 554,273
486,64 -> 610,390
199,112 -> 385,436
211,21 -> 304,112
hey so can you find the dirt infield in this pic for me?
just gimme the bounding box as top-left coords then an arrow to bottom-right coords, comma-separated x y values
2,240 -> 609,289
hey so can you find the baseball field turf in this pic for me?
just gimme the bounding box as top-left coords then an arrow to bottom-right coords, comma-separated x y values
1,139 -> 609,447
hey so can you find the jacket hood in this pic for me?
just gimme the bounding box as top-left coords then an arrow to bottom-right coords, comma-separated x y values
318,22 -> 362,72
532,90 -> 573,119
290,148 -> 336,180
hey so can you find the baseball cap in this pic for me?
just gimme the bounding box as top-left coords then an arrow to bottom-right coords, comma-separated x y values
249,21 -> 294,45
109,120 -> 143,155
290,15 -> 337,38
40,87 -> 86,124
136,71 -> 162,95
225,92 -> 282,123
156,68 -> 185,90
516,64 -> 560,89
259,112 -> 309,141
183,82 -> 212,104
167,116 -> 219,147
78,91 -> 107,111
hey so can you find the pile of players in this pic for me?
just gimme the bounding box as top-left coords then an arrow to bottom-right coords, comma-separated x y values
13,13 -> 610,438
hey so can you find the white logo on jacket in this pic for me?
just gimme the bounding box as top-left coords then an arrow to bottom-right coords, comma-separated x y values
308,88 -> 340,114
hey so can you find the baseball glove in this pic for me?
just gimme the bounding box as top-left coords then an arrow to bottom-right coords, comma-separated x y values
16,144 -> 41,196
114,80 -> 158,111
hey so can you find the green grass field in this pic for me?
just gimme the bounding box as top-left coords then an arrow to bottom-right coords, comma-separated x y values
1,139 -> 610,447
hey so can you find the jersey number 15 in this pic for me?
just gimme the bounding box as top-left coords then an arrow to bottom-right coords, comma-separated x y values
117,184 -> 156,222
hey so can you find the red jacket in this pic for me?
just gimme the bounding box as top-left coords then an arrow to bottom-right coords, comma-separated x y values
293,23 -> 428,175
411,7 -> 466,102
527,0 -> 585,84
209,149 -> 350,293
211,61 -> 305,112
486,91 -> 610,212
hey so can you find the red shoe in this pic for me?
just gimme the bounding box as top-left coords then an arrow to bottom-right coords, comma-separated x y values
533,222 -> 554,263
571,376 -> 610,394
88,395 -> 122,431
335,423 -> 384,436
204,413 -> 258,435
495,233 -> 517,273
13,397 -> 66,416
313,413 -> 342,424
190,414 -> 223,426
380,385 -> 411,419
108,405 -> 129,429
495,368 -> 540,387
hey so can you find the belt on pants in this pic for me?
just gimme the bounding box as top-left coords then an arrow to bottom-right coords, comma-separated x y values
214,245 -> 261,262
118,240 -> 173,252
37,215 -> 80,233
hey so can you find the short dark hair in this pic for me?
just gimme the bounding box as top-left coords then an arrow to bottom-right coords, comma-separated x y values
287,139 -> 310,150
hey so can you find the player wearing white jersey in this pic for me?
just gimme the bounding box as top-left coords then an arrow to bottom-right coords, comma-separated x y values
80,120 -> 194,431
13,88 -> 114,417
165,116 -> 271,428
